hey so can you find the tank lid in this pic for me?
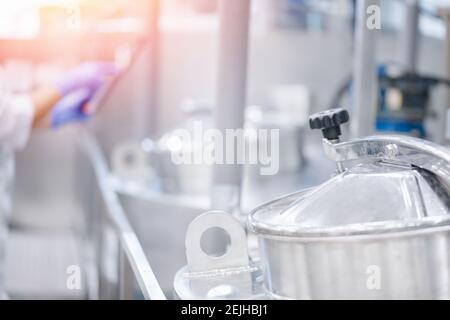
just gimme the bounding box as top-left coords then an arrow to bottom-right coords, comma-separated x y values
248,109 -> 450,237
248,159 -> 450,238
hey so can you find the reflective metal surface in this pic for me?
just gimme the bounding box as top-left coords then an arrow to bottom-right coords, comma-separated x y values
174,211 -> 265,300
81,132 -> 166,300
247,135 -> 450,299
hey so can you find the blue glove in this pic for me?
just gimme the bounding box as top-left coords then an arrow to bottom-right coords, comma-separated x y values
54,62 -> 117,96
51,61 -> 117,128
51,88 -> 93,128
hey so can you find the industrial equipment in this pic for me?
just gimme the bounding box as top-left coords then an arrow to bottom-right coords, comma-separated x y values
376,67 -> 450,138
175,108 -> 450,299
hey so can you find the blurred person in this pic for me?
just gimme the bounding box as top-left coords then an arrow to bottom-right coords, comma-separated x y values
0,62 -> 116,298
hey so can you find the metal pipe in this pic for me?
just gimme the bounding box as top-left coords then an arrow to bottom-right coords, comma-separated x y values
141,0 -> 160,137
439,8 -> 450,143
212,0 -> 251,212
402,0 -> 419,72
351,0 -> 379,138
444,14 -> 450,144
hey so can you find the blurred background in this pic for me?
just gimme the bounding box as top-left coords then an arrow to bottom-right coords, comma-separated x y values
1,0 -> 450,299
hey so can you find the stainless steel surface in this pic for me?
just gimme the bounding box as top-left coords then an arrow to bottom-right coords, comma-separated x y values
186,211 -> 249,272
145,0 -> 161,137
118,101 -> 214,197
212,0 -> 251,211
402,0 -> 419,72
245,106 -> 306,175
247,135 -> 450,299
119,247 -> 134,300
156,112 -> 213,196
81,132 -> 166,300
351,0 -> 379,138
174,264 -> 265,300
258,228 -> 450,299
118,190 -> 208,295
240,139 -> 336,220
322,135 -> 450,184
439,8 -> 450,144
174,211 -> 264,300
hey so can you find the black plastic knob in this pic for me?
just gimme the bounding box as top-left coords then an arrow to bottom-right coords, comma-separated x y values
309,108 -> 349,140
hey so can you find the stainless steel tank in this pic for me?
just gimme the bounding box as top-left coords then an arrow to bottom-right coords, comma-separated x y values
175,108 -> 450,300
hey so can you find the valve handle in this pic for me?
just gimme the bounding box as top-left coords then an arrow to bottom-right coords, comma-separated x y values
309,108 -> 349,140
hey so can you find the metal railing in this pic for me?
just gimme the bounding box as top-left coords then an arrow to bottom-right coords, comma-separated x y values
80,131 -> 166,300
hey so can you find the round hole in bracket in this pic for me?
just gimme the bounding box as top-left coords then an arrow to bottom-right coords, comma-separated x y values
200,227 -> 232,258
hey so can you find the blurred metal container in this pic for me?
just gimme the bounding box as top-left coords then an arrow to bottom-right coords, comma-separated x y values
245,105 -> 306,177
109,114 -> 212,197
245,85 -> 310,178
155,99 -> 213,196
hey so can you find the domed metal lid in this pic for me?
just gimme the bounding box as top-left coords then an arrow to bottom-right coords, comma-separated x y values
248,110 -> 450,238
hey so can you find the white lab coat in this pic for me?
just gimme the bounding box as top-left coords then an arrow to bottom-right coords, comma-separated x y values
0,94 -> 35,150
0,80 -> 35,299
0,89 -> 35,219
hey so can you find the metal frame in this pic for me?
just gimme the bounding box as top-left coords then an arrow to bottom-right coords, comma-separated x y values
439,8 -> 450,143
211,0 -> 251,212
351,0 -> 379,138
80,132 -> 166,300
402,0 -> 419,72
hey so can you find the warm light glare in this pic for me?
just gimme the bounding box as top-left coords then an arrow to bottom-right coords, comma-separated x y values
0,1 -> 74,38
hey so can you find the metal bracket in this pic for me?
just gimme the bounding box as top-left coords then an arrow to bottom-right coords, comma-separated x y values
111,141 -> 151,180
185,211 -> 249,273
